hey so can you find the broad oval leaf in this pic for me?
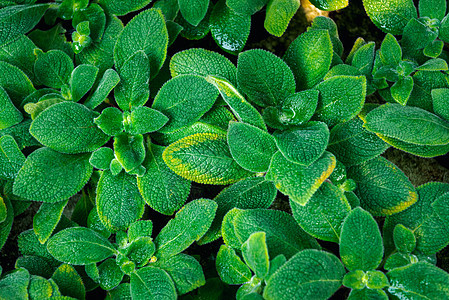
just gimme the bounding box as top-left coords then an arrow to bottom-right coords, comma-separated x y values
51,264 -> 86,300
178,0 -> 209,26
130,266 -> 176,300
264,0 -> 301,37
34,50 -> 74,89
47,227 -> 116,265
13,148 -> 92,202
0,135 -> 25,180
70,64 -> 99,102
242,231 -> 269,279
0,61 -> 35,107
216,244 -> 252,284
30,101 -> 110,154
163,133 -> 253,185
33,200 -> 68,244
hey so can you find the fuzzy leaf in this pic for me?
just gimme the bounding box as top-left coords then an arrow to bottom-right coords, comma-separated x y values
242,231 -> 269,279
0,61 -> 35,107
70,64 -> 98,102
113,133 -> 145,172
0,35 -> 36,81
391,76 -> 413,105
34,50 -> 74,89
130,266 -> 176,300
419,0 -> 446,20
277,90 -> 319,127
432,88 -> 449,121
97,258 -> 124,290
13,148 -> 92,202
84,69 -> 121,109
178,0 -> 209,26
0,268 -> 30,300
125,107 -> 168,135
33,200 -> 68,244
226,0 -> 268,15
264,0 -> 300,37
379,34 -> 402,66
393,224 -> 416,253
73,3 -> 106,41
0,196 -> 13,251
51,264 -> 86,300
0,87 -> 22,130
94,107 -> 124,136
0,135 -> 25,180
309,0 -> 348,10
216,244 -> 252,284
98,0 -> 151,16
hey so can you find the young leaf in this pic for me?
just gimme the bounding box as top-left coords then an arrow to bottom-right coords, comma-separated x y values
163,133 -> 253,185
314,75 -> 367,127
237,49 -> 296,107
0,61 -> 35,107
96,170 -> 145,232
170,48 -> 237,86
114,9 -> 168,78
97,0 -> 152,16
348,288 -> 388,299
28,275 -> 57,299
30,101 -> 110,154
391,76 -> 413,105
233,209 -> 320,258
276,90 -> 319,127
283,30 -> 333,90
130,266 -> 176,300
419,0 -> 446,20
94,107 -> 124,136
51,264 -> 86,300
340,207 -> 384,271
273,121 -> 329,166
13,148 -> 93,202
84,69 -> 121,109
178,0 -> 209,26
241,232 -> 269,279
152,121 -> 226,146
137,143 -> 191,215
227,122 -> 277,172
364,103 -> 449,146
155,199 -> 217,259
34,50 -> 74,89
265,151 -> 336,206
128,220 -> 153,242
0,86 -> 23,130
393,224 -> 416,253
155,253 -> 206,295
347,156 -> 417,216
73,3 -> 106,42
70,64 -> 99,102
264,0 -> 300,37
0,268 -> 30,300
152,75 -> 218,133
379,34 -> 402,66
97,258 -> 124,290
0,135 -> 26,180
114,50 -> 150,111
47,227 -> 116,265
210,0 -> 251,54
216,244 -> 252,285
291,181 -> 351,243
263,249 -> 345,300
113,133 -> 145,172
125,107 -> 168,135
206,75 -> 266,130
33,200 -> 68,244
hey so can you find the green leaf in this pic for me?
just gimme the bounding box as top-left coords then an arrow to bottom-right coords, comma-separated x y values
170,48 -> 237,86
283,30 -> 333,90
309,0 -> 348,10
387,262 -> 449,299
128,220 -> 153,242
137,143 -> 191,215
364,103 -> 449,146
0,4 -> 49,47
265,151 -> 336,206
13,148 -> 92,202
96,170 -> 145,232
348,288 -> 388,299
97,258 -> 124,290
28,24 -> 73,58
393,224 -> 416,253
273,121 -> 329,166
227,122 -> 277,173
94,107 -> 124,136
163,133 -> 253,185
379,34 -> 402,66
30,101 -> 109,153
362,0 -> 417,34
0,197 -> 6,223
0,135 -> 25,180
24,95 -> 64,120
73,3 -> 106,42
423,40 -> 444,58
51,264 -> 86,300
277,90 -> 319,127
206,75 -> 266,130
98,0 -> 151,16
125,106 -> 168,135
115,51 -> 150,111
419,0 -> 446,20
28,275 -> 58,299
18,229 -> 57,266
114,9 -> 168,78
226,0 -> 268,15
33,200 -> 68,244
210,0 -> 251,54
407,70 -> 449,111
432,88 -> 449,121
340,207 -> 384,271
216,244 -> 252,284
199,177 -> 276,245
113,133 -> 145,172
152,75 -> 218,133
347,156 -> 417,216
110,158 -> 123,176
84,69 -> 121,109
155,253 -> 206,295
264,0 -> 300,37
176,5 -> 211,40
233,209 -> 320,258
343,270 -> 366,290
178,0 -> 209,26
88,208 -> 111,239
130,266 -> 176,300
263,249 -> 345,300
351,42 -> 375,77
416,58 -> 448,71
0,196 -> 13,250
34,50 -> 74,89
155,198 -> 217,259
0,268 -> 30,300
152,121 -> 226,145
237,49 -> 295,107
107,283 -> 132,299
242,231 -> 269,279
391,76 -> 413,105
0,61 -> 35,107
367,271 -> 390,290
47,227 -> 116,265
70,64 -> 99,102
314,75 -> 367,127
291,181 -> 351,243
0,35 -> 37,81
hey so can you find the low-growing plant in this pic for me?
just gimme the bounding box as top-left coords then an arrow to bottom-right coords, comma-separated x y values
1,0 -> 449,299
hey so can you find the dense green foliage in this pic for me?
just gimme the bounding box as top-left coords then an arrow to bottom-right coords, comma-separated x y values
1,0 -> 449,299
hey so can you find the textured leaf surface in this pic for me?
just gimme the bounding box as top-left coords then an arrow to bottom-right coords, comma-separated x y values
51,264 -> 86,300
47,227 -> 115,265
34,50 -> 74,89
163,133 -> 252,185
263,250 -> 345,300
347,156 -> 417,216
153,75 -> 218,133
419,0 -> 446,20
0,268 -> 29,300
0,34 -> 36,81
97,258 -> 124,290
309,0 -> 348,10
13,148 -> 92,202
98,0 -> 151,16
216,244 -> 252,284
114,9 -> 168,78
130,266 -> 176,300
113,133 -> 145,172
33,200 -> 68,244
266,151 -> 336,205
137,143 -> 191,215
0,86 -> 22,130
178,0 -> 208,26
30,101 -> 109,154
237,49 -> 295,107
283,30 -> 333,90
264,0 -> 300,37
70,64 -> 98,102
0,61 -> 35,107
291,181 -> 351,243
96,171 -> 144,232
94,107 -> 124,136
126,106 -> 168,135
226,0 -> 268,15
84,69 -> 120,109
0,196 -> 13,251
242,231 -> 269,279
155,199 -> 217,259
0,135 -> 25,180
432,88 -> 449,122
340,207 -> 384,271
